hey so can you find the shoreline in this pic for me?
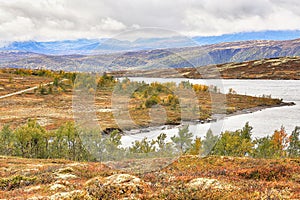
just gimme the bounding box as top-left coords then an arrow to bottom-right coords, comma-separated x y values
224,101 -> 295,118
114,74 -> 300,81
122,101 -> 296,135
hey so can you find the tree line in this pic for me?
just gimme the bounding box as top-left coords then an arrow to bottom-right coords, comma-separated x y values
0,120 -> 299,161
0,120 -> 90,161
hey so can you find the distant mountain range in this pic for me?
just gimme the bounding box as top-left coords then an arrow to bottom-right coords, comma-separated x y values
1,30 -> 300,55
114,57 -> 300,80
1,31 -> 300,72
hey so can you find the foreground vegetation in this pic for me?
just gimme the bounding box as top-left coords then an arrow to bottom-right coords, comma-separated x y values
0,155 -> 299,199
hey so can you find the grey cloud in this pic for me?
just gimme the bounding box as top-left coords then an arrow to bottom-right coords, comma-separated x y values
201,0 -> 272,19
0,0 -> 299,41
271,0 -> 300,16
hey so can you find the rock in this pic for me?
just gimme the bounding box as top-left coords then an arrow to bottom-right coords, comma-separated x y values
85,174 -> 149,199
24,185 -> 41,192
55,167 -> 77,180
55,173 -> 77,180
186,177 -> 236,191
55,180 -> 70,186
27,195 -> 47,200
49,179 -> 70,191
50,183 -> 66,191
102,127 -> 123,135
50,190 -> 83,200
104,174 -> 142,185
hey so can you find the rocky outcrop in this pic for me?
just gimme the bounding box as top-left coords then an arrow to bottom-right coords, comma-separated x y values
186,177 -> 236,191
85,174 -> 149,199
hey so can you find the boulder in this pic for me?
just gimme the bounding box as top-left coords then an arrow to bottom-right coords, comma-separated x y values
186,177 -> 236,191
85,174 -> 149,199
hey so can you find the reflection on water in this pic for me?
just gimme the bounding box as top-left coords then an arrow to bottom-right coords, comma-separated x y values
120,78 -> 300,147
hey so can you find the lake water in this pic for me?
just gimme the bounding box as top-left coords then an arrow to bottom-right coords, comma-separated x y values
120,78 -> 300,147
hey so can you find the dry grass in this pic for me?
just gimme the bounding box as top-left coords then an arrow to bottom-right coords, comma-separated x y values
0,70 -> 52,96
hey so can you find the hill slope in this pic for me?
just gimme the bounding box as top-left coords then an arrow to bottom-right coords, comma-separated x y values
113,57 -> 300,80
1,38 -> 300,73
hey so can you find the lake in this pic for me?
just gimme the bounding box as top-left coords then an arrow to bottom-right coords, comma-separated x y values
120,78 -> 300,147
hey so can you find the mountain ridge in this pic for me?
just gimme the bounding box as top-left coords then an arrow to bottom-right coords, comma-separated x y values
1,30 -> 300,55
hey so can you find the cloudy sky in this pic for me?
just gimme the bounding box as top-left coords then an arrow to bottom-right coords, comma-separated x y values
1,0 -> 300,42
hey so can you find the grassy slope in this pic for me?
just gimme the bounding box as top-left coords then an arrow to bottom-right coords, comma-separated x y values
0,70 -> 73,130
